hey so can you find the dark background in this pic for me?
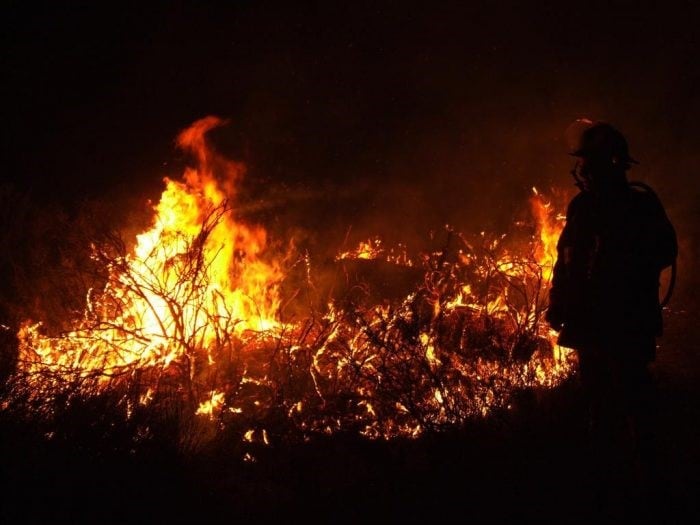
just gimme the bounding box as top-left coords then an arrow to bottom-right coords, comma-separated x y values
3,1 -> 699,248
2,1 -> 699,522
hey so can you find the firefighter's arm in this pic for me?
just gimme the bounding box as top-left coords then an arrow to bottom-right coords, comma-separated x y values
655,206 -> 678,270
641,191 -> 677,270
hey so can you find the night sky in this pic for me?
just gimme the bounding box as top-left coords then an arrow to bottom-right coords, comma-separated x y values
3,1 -> 699,268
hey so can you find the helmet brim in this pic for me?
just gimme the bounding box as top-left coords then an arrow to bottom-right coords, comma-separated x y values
569,149 -> 639,164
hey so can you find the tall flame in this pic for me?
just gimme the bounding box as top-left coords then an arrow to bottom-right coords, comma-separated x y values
530,186 -> 570,360
19,117 -> 282,379
530,187 -> 563,282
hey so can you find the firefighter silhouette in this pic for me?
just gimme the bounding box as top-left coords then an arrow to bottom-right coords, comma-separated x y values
546,120 -> 678,507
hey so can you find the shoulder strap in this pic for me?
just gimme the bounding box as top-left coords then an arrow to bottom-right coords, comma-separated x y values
628,180 -> 659,199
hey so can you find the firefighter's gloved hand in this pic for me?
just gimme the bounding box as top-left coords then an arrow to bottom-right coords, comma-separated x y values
545,305 -> 564,332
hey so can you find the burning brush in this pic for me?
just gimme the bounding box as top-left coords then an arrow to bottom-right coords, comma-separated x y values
4,117 -> 576,449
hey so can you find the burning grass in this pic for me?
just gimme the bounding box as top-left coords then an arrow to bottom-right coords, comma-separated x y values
2,117 -> 576,453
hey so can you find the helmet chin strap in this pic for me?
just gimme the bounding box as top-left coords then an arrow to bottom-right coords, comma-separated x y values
570,160 -> 590,191
570,159 -> 625,193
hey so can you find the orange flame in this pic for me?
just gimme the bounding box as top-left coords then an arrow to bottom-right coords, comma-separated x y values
530,186 -> 565,282
18,117 -> 282,387
530,186 -> 570,360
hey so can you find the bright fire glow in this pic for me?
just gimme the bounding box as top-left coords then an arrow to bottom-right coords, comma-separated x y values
12,117 -> 575,445
530,186 -> 564,282
18,116 -> 282,381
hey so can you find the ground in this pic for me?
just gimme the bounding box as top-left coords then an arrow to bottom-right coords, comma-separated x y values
1,307 -> 698,524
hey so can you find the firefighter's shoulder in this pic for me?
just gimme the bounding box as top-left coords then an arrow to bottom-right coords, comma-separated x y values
565,191 -> 592,218
628,182 -> 666,215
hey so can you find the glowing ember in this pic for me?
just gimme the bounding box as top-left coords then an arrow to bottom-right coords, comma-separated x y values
196,390 -> 225,418
337,237 -> 412,266
337,237 -> 383,260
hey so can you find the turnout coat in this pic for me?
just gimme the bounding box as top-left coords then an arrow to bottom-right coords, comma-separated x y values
546,180 -> 677,359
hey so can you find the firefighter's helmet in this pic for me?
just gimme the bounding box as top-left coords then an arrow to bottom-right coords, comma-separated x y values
567,119 -> 638,167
